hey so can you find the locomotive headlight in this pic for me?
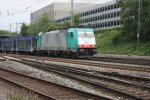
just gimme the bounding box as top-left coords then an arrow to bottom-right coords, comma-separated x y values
78,45 -> 82,48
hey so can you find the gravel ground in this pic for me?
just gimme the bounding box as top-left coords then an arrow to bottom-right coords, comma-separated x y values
0,79 -> 41,100
0,61 -> 113,99
0,57 -> 149,99
16,57 -> 150,78
0,80 -> 9,100
42,60 -> 150,78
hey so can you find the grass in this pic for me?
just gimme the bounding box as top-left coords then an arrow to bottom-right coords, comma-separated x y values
95,28 -> 150,56
6,87 -> 38,100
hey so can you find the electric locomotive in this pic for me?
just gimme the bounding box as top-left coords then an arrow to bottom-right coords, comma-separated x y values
37,28 -> 96,57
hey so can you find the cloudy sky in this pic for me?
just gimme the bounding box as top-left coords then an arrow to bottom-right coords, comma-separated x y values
0,0 -> 111,32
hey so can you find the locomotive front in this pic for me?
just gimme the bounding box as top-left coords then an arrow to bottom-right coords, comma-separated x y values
77,28 -> 96,56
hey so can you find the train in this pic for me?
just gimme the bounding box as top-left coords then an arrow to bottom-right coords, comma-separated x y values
0,28 -> 97,57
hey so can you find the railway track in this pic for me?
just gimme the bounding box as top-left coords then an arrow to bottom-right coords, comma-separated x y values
4,56 -> 150,100
1,53 -> 150,73
91,57 -> 150,66
0,67 -> 112,100
1,53 -> 150,66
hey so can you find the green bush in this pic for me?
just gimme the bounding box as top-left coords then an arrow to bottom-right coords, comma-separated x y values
95,28 -> 150,55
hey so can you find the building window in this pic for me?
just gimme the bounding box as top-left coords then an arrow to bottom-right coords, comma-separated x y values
88,11 -> 90,15
100,8 -> 102,12
105,6 -> 108,11
91,17 -> 93,21
98,8 -> 100,13
94,17 -> 96,21
103,15 -> 105,19
117,11 -> 120,16
108,5 -> 111,10
102,7 -> 105,11
111,5 -> 114,9
105,22 -> 108,27
108,13 -> 111,18
94,9 -> 97,14
96,23 -> 99,28
97,16 -> 100,20
108,22 -> 111,27
91,17 -> 93,22
96,23 -> 98,28
100,15 -> 102,20
111,13 -> 114,18
88,18 -> 90,22
84,12 -> 86,16
86,19 -> 88,23
95,16 -> 97,21
111,21 -> 114,26
114,21 -> 117,26
103,23 -> 105,27
96,9 -> 98,13
84,19 -> 86,23
100,23 -> 102,28
85,19 -> 87,23
82,13 -> 85,16
114,12 -> 117,17
117,20 -> 120,25
114,4 -> 117,9
105,14 -> 108,19
87,11 -> 89,15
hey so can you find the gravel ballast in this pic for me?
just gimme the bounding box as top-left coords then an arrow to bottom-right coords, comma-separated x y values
0,61 -> 109,98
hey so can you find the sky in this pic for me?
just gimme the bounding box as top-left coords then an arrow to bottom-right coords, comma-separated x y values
0,0 -> 111,32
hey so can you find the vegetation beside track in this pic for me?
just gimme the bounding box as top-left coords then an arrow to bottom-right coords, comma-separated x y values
95,28 -> 150,55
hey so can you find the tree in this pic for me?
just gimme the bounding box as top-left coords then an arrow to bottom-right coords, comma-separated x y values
117,0 -> 150,42
0,30 -> 12,37
27,22 -> 37,36
20,23 -> 28,36
38,13 -> 50,32
11,32 -> 19,37
74,13 -> 81,27
87,23 -> 93,28
0,30 -> 11,35
62,20 -> 71,29
27,13 -> 52,36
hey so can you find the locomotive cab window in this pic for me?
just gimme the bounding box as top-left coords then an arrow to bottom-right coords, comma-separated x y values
78,32 -> 94,38
71,32 -> 73,38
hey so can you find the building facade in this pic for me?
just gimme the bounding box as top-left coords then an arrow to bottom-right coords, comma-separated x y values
80,0 -> 121,30
31,0 -> 121,30
56,0 -> 121,30
31,2 -> 96,23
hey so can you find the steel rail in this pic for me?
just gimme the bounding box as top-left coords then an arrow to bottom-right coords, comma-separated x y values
91,57 -> 150,66
0,67 -> 113,100
0,70 -> 57,100
1,53 -> 150,72
10,58 -> 147,100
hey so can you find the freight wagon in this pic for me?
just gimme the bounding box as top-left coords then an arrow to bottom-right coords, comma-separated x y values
37,28 -> 96,57
16,37 -> 37,53
2,38 -> 16,52
0,39 -> 2,52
